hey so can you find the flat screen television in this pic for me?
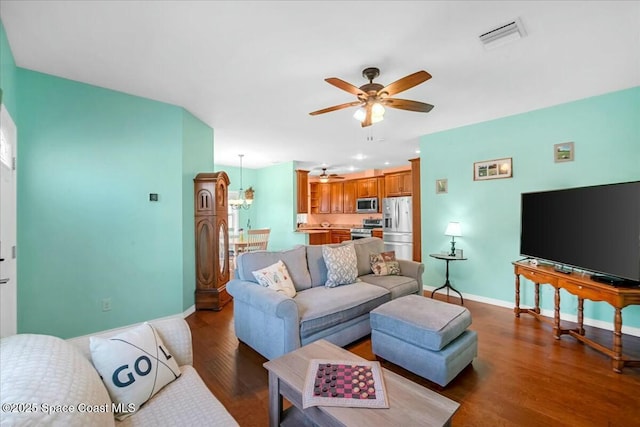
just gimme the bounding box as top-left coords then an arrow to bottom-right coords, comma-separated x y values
520,181 -> 640,284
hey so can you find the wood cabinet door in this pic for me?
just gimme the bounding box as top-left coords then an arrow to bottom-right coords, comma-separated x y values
357,178 -> 377,198
330,230 -> 351,244
385,171 -> 412,196
318,183 -> 331,213
385,174 -> 401,197
296,170 -> 309,213
401,172 -> 413,195
343,181 -> 356,213
330,182 -> 343,213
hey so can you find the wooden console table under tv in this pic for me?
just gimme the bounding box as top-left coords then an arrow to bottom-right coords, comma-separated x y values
513,261 -> 640,373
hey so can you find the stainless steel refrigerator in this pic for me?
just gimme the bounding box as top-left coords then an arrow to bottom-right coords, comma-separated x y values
382,196 -> 413,260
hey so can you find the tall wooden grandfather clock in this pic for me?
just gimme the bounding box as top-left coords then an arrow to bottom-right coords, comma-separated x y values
194,172 -> 231,310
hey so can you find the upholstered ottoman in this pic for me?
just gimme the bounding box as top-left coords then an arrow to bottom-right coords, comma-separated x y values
370,294 -> 477,386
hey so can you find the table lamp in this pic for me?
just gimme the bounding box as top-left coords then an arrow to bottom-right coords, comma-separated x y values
445,222 -> 462,257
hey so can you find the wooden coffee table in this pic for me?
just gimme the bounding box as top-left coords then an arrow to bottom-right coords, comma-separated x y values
263,339 -> 459,427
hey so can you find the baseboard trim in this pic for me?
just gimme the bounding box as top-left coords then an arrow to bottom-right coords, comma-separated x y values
423,285 -> 640,337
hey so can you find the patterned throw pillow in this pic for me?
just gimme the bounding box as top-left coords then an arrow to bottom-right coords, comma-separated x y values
323,243 -> 358,287
252,260 -> 297,298
370,251 -> 401,276
90,322 -> 181,420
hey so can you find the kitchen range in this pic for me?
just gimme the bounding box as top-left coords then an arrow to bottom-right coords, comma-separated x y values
350,218 -> 383,240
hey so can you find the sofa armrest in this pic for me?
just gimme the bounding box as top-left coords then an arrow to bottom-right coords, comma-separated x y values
398,259 -> 425,288
227,279 -> 298,319
227,279 -> 301,359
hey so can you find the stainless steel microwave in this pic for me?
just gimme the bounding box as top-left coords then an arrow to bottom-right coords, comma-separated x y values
356,197 -> 378,213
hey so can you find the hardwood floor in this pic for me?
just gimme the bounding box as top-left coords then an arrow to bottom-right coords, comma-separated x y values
186,293 -> 640,426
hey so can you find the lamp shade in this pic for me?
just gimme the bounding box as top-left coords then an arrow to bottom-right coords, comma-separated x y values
444,222 -> 462,237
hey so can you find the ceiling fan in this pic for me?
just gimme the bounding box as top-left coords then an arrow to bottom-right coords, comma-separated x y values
315,167 -> 345,183
310,67 -> 434,127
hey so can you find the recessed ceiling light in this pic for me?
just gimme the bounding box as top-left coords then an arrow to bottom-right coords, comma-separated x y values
384,161 -> 390,165
353,153 -> 366,161
415,149 -> 421,154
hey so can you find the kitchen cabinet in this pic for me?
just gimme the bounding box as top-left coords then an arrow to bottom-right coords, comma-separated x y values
330,182 -> 343,213
385,171 -> 412,197
318,183 -> 331,213
357,178 -> 378,198
296,170 -> 309,213
343,180 -> 356,213
372,229 -> 383,239
308,231 -> 330,245
310,182 -> 331,214
330,229 -> 351,244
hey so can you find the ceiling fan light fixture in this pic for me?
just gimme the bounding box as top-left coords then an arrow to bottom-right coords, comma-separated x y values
371,102 -> 385,123
319,177 -> 329,183
353,107 -> 366,122
372,102 -> 385,117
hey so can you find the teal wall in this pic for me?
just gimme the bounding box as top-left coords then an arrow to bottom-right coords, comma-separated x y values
16,69 -> 213,338
214,163 -> 258,233
253,161 -> 306,250
0,20 -> 17,118
215,161 -> 305,250
182,110 -> 214,309
420,87 -> 640,328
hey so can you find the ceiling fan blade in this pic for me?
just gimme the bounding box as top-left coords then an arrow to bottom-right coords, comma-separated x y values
309,101 -> 363,116
378,71 -> 432,97
361,104 -> 373,128
325,78 -> 367,97
382,98 -> 434,113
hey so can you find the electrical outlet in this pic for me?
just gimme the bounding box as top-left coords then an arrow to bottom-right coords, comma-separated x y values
102,298 -> 112,312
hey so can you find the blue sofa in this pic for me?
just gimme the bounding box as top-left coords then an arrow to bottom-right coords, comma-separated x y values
226,237 -> 424,360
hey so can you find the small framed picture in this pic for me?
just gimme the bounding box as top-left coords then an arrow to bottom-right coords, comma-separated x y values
435,179 -> 448,194
473,157 -> 512,181
554,142 -> 574,162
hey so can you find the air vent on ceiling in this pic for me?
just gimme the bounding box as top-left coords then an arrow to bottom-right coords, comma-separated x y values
479,18 -> 526,49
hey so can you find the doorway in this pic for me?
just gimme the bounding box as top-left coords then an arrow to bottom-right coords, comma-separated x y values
1,102 -> 17,337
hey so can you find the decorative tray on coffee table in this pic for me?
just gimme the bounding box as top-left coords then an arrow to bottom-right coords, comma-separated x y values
302,359 -> 389,409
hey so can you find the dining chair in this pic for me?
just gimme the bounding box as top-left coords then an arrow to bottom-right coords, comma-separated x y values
245,228 -> 270,252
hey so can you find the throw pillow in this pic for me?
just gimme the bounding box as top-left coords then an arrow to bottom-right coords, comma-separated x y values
370,251 -> 401,276
90,322 -> 181,420
252,260 -> 297,298
323,243 -> 358,287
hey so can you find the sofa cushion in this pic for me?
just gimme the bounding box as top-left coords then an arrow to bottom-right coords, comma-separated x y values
236,245 -> 312,291
359,273 -> 420,299
116,366 -> 239,427
295,283 -> 391,339
90,323 -> 181,420
306,243 -> 340,287
352,237 -> 385,276
370,251 -> 401,276
252,260 -> 296,298
323,243 -> 358,287
0,334 -> 114,427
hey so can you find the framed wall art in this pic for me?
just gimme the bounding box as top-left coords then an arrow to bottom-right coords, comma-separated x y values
473,157 -> 512,181
554,141 -> 574,162
436,179 -> 448,194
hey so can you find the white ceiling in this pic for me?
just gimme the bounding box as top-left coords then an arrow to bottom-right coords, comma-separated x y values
1,1 -> 638,173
